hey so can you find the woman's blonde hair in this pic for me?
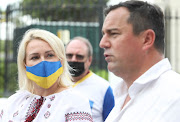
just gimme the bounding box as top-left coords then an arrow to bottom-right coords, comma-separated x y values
17,28 -> 72,93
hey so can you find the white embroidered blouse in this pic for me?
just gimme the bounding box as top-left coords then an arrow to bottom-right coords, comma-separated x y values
0,88 -> 93,122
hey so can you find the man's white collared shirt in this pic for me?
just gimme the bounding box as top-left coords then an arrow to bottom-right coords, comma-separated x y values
105,58 -> 180,122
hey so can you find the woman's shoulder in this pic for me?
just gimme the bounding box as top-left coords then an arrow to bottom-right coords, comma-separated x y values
0,90 -> 31,111
56,88 -> 89,103
62,88 -> 88,98
9,90 -> 29,97
6,90 -> 31,104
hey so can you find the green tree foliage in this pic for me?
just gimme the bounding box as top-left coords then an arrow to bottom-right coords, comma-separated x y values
20,0 -> 108,22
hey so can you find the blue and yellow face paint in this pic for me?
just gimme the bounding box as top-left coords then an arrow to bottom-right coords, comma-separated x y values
26,61 -> 63,89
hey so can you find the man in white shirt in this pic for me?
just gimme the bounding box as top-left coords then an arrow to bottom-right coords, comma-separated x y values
66,36 -> 115,122
99,0 -> 180,122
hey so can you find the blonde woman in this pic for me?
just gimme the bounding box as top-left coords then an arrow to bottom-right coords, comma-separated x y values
0,29 -> 93,122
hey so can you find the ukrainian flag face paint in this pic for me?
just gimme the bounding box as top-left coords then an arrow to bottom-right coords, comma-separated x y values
26,61 -> 63,89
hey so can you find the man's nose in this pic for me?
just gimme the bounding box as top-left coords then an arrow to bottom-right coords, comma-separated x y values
71,55 -> 77,62
99,35 -> 110,49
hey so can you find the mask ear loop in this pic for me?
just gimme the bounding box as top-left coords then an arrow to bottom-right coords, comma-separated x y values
24,58 -> 27,67
58,57 -> 63,65
59,58 -> 62,61
23,61 -> 35,94
56,57 -> 65,88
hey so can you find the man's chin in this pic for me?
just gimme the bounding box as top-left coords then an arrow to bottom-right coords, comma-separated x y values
107,63 -> 114,72
108,64 -> 119,75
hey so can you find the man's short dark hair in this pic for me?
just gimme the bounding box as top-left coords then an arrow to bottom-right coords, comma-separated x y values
104,0 -> 165,54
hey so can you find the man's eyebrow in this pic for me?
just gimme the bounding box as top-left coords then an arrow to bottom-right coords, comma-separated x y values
66,53 -> 72,55
108,28 -> 119,32
102,28 -> 119,33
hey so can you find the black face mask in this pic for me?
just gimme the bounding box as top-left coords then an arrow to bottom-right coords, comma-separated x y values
68,62 -> 85,77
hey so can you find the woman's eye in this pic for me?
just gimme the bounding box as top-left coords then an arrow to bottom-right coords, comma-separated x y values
47,54 -> 54,57
31,56 -> 39,60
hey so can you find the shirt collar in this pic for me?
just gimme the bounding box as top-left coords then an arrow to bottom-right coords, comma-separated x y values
72,70 -> 93,87
133,58 -> 171,85
114,58 -> 171,99
129,58 -> 171,98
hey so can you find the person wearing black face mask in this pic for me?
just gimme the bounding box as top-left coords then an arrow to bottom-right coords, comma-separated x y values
68,62 -> 85,77
65,36 -> 115,122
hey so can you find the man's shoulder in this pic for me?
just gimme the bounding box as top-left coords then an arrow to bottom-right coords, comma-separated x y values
90,72 -> 110,85
160,69 -> 180,86
90,72 -> 108,81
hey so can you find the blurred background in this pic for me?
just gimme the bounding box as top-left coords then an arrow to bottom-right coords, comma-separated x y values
0,0 -> 180,98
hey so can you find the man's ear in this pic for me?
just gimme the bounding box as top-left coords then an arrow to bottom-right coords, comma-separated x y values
88,56 -> 93,65
142,29 -> 155,50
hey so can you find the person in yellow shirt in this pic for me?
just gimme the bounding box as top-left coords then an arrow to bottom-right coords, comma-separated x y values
66,36 -> 114,122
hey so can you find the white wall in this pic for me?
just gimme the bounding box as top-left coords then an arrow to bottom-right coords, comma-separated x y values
155,0 -> 180,73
